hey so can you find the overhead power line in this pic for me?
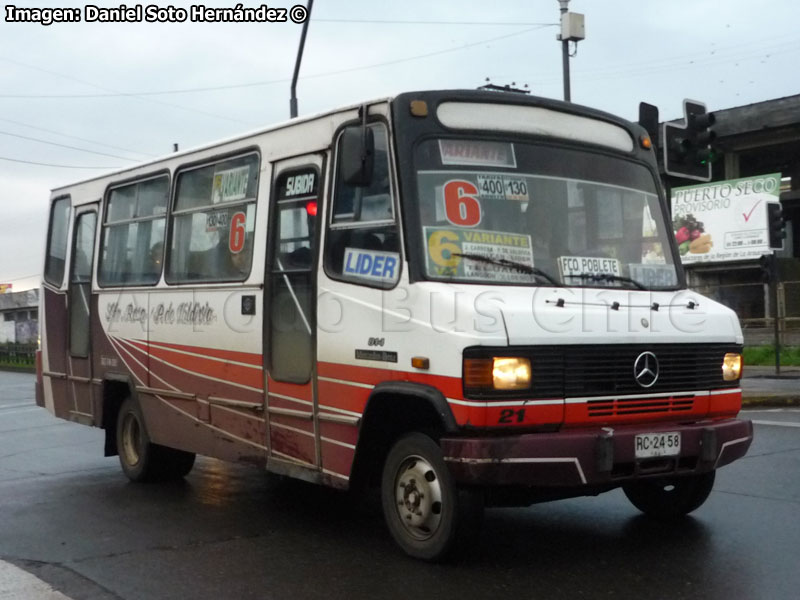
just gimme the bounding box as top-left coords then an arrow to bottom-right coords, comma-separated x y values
0,156 -> 120,169
0,25 -> 555,99
488,37 -> 800,88
0,27 -> 548,172
0,117 -> 155,158
313,18 -> 557,26
0,56 -> 251,125
572,39 -> 800,79
531,35 -> 800,85
0,129 -> 138,161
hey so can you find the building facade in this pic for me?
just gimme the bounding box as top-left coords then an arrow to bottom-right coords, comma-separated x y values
0,288 -> 39,344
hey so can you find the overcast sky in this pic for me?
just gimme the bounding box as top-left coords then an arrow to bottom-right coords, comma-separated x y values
1,0 -> 798,291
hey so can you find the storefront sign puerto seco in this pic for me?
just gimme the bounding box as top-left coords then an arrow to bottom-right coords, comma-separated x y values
671,173 -> 781,264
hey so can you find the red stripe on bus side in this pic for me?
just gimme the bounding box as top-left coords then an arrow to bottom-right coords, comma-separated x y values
320,421 -> 359,447
321,440 -> 355,478
317,378 -> 370,416
267,377 -> 312,403
268,395 -> 313,413
140,356 -> 262,404
317,361 -> 464,399
145,342 -> 263,391
144,339 -> 263,367
446,402 -> 475,427
270,422 -> 316,465
109,337 -> 148,385
316,361 -> 564,428
269,413 -> 314,434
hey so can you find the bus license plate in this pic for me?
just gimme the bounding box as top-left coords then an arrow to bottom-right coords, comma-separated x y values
634,432 -> 681,459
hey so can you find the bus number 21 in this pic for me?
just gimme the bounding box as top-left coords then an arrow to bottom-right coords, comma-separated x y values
498,408 -> 526,424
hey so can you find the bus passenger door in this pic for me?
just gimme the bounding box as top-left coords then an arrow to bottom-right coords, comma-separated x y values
66,203 -> 98,424
265,156 -> 324,471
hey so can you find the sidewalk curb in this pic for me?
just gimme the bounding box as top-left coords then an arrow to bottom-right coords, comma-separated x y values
742,395 -> 800,408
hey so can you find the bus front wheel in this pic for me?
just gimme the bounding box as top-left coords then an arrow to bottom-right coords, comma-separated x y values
381,432 -> 483,561
623,471 -> 716,519
116,397 -> 195,482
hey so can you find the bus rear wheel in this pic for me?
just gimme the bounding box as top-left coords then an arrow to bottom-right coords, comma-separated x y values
381,432 -> 482,561
116,397 -> 195,482
623,471 -> 715,519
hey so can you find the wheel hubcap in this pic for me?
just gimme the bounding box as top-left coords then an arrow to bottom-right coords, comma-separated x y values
121,412 -> 142,467
394,455 -> 443,541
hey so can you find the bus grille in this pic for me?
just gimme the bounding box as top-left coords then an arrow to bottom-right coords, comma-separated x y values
586,394 -> 696,418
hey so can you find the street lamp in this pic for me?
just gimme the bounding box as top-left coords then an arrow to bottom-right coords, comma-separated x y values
556,0 -> 585,102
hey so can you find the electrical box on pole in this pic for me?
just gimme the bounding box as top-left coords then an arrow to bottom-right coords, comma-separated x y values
560,12 -> 585,41
555,2 -> 585,103
663,99 -> 716,182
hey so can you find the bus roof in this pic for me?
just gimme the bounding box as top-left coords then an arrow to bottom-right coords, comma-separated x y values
50,94 -> 394,194
50,89 -> 644,195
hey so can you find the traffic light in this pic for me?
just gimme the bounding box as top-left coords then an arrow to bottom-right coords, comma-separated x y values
663,99 -> 716,182
638,102 -> 659,149
759,253 -> 774,283
767,202 -> 787,249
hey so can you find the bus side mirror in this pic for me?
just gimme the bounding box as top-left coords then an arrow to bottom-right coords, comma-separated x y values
339,126 -> 374,186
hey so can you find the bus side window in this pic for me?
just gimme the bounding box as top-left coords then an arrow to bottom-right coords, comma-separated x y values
325,123 -> 401,288
44,196 -> 71,287
69,211 -> 97,357
98,177 -> 169,287
167,153 -> 259,284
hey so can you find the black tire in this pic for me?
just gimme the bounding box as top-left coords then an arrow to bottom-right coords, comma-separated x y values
381,432 -> 483,561
623,471 -> 716,519
116,397 -> 195,482
158,445 -> 196,480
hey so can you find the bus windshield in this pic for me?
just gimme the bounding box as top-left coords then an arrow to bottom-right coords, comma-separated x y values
414,138 -> 680,289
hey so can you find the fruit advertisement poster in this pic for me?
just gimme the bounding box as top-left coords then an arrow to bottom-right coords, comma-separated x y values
671,173 -> 781,264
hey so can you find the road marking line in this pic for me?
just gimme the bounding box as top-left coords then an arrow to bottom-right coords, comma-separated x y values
752,420 -> 800,428
0,559 -> 73,599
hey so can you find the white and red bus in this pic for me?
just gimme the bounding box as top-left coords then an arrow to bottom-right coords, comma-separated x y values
36,90 -> 752,560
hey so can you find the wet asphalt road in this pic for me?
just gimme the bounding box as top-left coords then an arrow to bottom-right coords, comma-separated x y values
1,371 -> 799,600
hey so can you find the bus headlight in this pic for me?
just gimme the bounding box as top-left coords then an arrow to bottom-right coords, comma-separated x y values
464,357 -> 531,391
722,353 -> 743,381
493,357 -> 532,390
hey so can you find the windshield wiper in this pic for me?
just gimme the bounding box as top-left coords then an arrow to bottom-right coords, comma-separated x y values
453,252 -> 562,287
564,272 -> 647,291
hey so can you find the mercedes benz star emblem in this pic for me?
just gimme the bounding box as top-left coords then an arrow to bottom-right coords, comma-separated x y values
633,351 -> 659,388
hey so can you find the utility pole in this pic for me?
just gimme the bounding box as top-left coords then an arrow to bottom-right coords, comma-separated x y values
558,0 -> 570,102
556,0 -> 585,102
290,0 -> 313,119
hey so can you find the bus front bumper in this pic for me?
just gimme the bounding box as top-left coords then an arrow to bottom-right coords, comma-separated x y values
441,418 -> 753,487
